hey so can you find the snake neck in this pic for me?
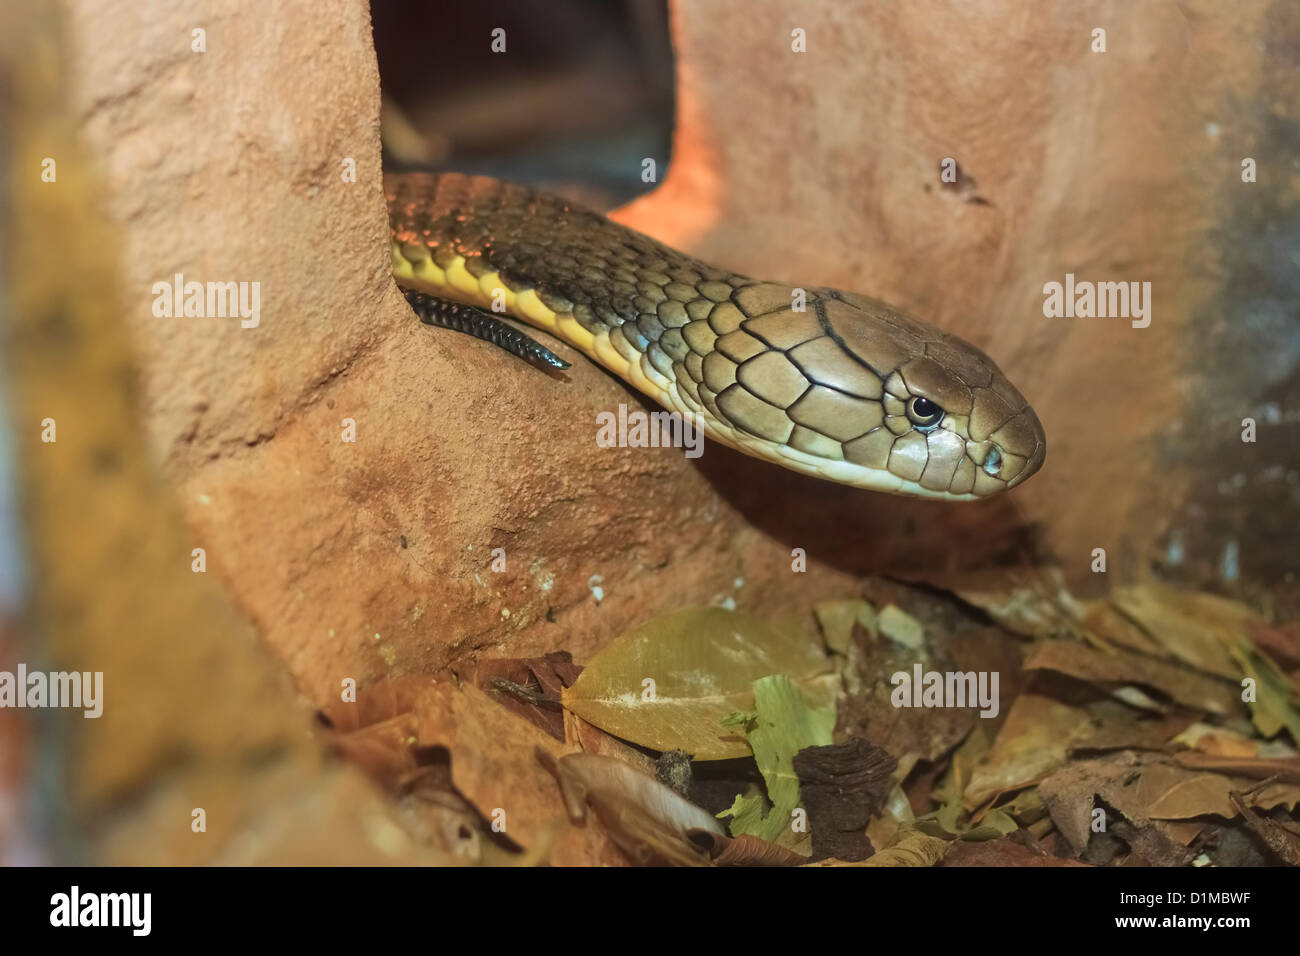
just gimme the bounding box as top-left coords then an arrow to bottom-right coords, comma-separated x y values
385,171 -> 1046,500
387,169 -> 749,427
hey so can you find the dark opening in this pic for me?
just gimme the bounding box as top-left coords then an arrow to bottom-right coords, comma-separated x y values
371,0 -> 675,211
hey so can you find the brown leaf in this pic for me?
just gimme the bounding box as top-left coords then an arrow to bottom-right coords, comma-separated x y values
1135,763 -> 1236,820
1171,752 -> 1300,782
1036,751 -> 1293,863
714,833 -> 807,867
809,828 -> 952,867
540,751 -> 725,866
1038,753 -> 1146,854
944,567 -> 1085,640
1171,722 -> 1266,757
857,829 -> 952,867
1229,791 -> 1300,865
317,673 -> 431,732
1161,820 -> 1207,847
1072,705 -> 1198,754
1079,599 -> 1168,657
1249,620 -> 1300,672
964,691 -> 1092,808
1110,582 -> 1257,680
940,835 -> 1089,866
838,580 -> 1024,766
1104,817 -> 1197,867
328,712 -> 423,785
474,651 -> 582,740
415,682 -> 625,865
1024,639 -> 1242,716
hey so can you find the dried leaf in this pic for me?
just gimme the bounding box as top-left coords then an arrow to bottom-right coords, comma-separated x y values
1078,599 -> 1167,656
1110,582 -> 1254,680
1104,817 -> 1196,867
820,828 -> 951,867
328,713 -> 422,784
541,751 -> 724,866
1170,751 -> 1300,782
474,651 -> 582,740
940,835 -> 1089,866
813,598 -> 876,654
713,833 -> 806,867
963,806 -> 1021,841
947,567 -> 1085,640
865,782 -> 917,852
1245,780 -> 1300,811
1034,751 -> 1298,862
964,691 -> 1092,808
1229,791 -> 1300,865
1136,764 -> 1237,820
561,607 -> 836,759
878,604 -> 925,649
416,683 -> 613,861
1038,752 -> 1149,854
1249,620 -> 1300,671
1024,639 -> 1242,716
1171,722 -> 1265,757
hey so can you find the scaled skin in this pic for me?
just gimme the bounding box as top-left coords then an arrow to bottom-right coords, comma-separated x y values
388,172 -> 1045,500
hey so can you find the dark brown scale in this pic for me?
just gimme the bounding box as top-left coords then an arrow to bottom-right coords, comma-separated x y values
386,172 -> 725,341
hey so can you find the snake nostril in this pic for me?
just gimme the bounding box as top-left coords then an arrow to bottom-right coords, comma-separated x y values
983,446 -> 1003,477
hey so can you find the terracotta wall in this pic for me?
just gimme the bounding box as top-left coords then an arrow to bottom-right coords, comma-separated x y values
619,0 -> 1299,599
55,0 -> 1298,718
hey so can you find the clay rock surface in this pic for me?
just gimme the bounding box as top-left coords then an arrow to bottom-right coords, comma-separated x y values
63,0 -> 869,711
62,0 -> 1299,722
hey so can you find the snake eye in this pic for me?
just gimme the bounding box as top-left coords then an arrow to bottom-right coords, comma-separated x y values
906,396 -> 944,430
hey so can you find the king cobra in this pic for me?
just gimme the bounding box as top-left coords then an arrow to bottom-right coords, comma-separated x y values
387,172 -> 1045,500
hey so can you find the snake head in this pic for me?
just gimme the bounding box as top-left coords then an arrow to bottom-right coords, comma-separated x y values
813,290 -> 1046,499
696,284 -> 1045,500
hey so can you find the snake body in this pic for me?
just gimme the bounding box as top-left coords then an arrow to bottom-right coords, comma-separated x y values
387,172 -> 1045,500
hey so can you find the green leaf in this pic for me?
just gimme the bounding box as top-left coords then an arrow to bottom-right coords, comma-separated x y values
1231,641 -> 1300,743
718,674 -> 836,843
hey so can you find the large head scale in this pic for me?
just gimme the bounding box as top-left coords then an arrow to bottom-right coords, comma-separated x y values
684,283 -> 1046,500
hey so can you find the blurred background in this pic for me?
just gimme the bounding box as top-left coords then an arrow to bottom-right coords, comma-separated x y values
374,0 -> 674,209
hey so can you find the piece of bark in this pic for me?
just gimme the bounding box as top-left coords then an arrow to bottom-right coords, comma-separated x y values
794,737 -> 897,862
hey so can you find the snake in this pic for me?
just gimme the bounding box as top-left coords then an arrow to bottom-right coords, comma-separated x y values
387,172 -> 1045,500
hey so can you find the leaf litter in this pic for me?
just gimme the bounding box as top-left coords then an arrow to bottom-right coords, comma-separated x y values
314,574 -> 1300,867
